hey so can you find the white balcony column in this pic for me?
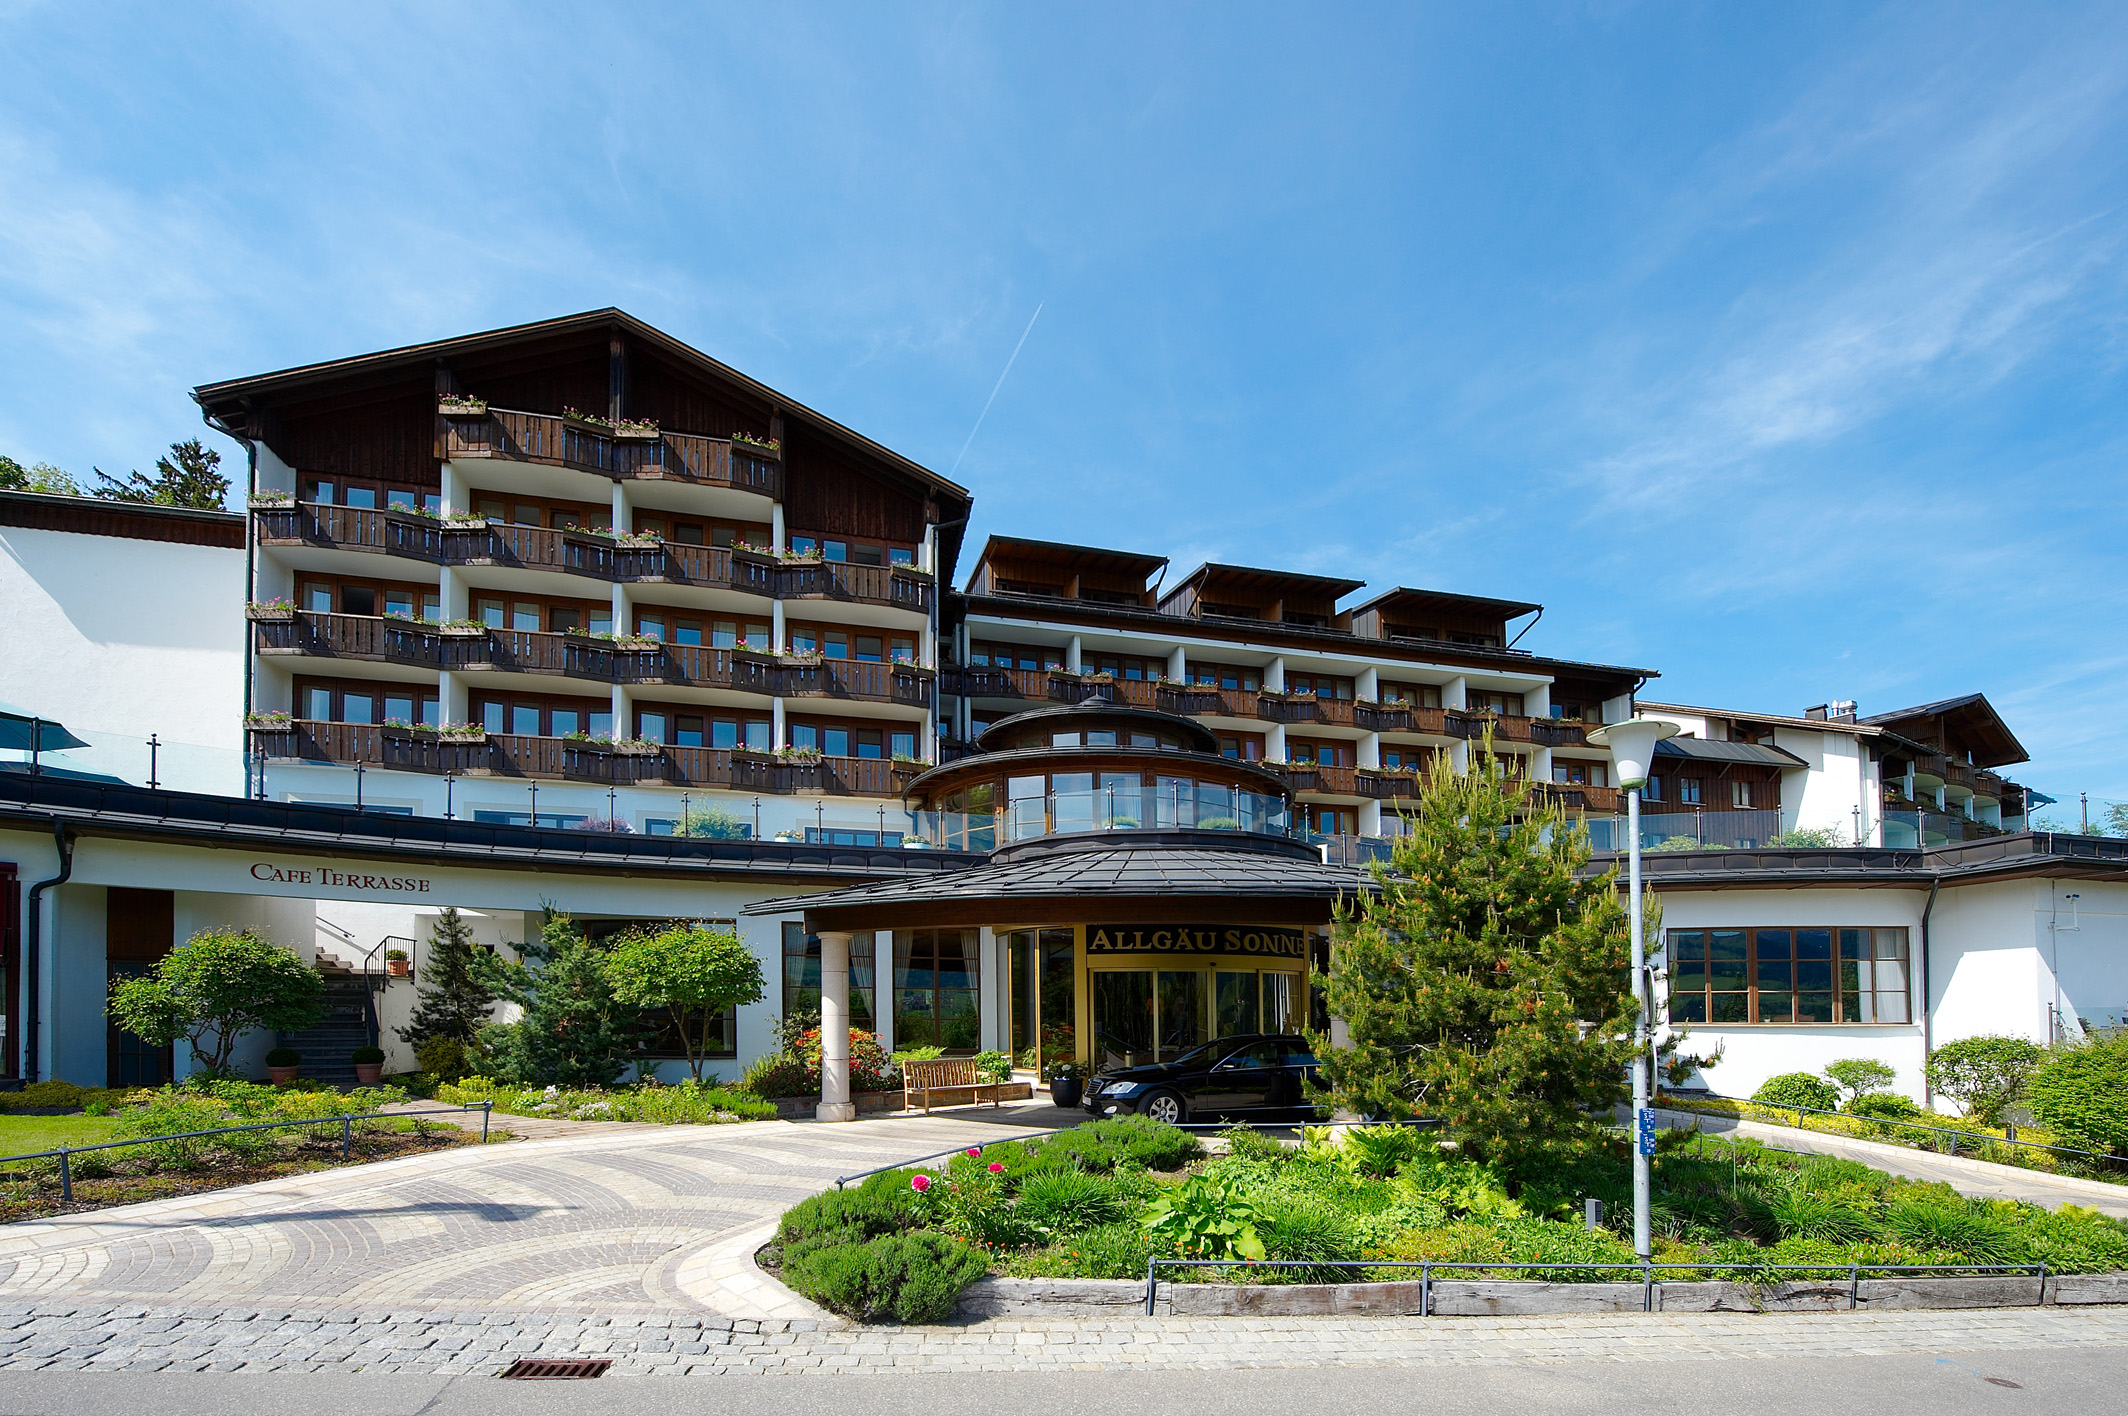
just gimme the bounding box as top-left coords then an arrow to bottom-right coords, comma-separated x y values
978,926 -> 1003,1052
921,523 -> 937,577
440,566 -> 470,622
1066,635 -> 1083,673
1265,723 -> 1288,761
1524,683 -> 1551,719
1358,731 -> 1381,770
437,672 -> 468,731
1264,657 -> 1286,693
610,482 -> 630,534
872,932 -> 895,1054
439,460 -> 463,515
1533,746 -> 1554,785
1168,645 -> 1188,681
772,696 -> 787,751
816,930 -> 858,1122
254,555 -> 294,603
255,441 -> 299,497
771,504 -> 787,553
772,600 -> 787,654
1356,666 -> 1379,703
1602,692 -> 1635,726
1442,675 -> 1468,710
1358,799 -> 1384,836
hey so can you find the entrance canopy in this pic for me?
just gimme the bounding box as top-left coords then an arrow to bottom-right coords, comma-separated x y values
748,830 -> 1377,933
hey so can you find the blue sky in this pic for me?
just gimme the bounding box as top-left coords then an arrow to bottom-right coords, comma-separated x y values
2,2 -> 2124,815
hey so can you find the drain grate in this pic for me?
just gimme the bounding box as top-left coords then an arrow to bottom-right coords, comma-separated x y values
501,1358 -> 613,1380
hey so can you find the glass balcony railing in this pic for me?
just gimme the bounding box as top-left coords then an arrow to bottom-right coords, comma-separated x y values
1580,809 -> 1787,853
912,783 -> 1295,851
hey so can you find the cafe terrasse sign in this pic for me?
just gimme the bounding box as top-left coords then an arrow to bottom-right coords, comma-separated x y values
1086,925 -> 1310,960
251,861 -> 433,894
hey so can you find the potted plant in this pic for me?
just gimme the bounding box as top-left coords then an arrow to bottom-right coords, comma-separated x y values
732,430 -> 782,454
245,599 -> 298,622
560,405 -> 613,432
437,395 -> 487,416
385,948 -> 410,979
614,418 -> 660,440
247,490 -> 297,508
265,1047 -> 301,1086
1048,1060 -> 1086,1108
245,710 -> 293,728
351,1045 -> 386,1086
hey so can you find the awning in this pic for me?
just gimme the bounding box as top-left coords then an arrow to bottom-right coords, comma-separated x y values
1654,737 -> 1808,769
0,711 -> 91,753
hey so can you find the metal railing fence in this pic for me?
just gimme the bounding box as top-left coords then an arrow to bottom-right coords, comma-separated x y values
1140,1258 -> 2049,1316
0,1103 -> 494,1201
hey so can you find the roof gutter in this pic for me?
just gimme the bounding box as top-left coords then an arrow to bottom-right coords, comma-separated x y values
1504,605 -> 1543,651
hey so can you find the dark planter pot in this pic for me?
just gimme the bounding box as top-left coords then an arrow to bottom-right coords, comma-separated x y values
1050,1078 -> 1084,1108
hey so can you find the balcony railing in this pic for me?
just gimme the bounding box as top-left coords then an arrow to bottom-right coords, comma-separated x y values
442,406 -> 784,499
250,722 -> 903,796
254,505 -> 932,613
777,658 -> 934,708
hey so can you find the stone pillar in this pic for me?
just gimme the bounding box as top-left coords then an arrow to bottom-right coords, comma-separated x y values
816,930 -> 857,1122
977,925 -> 1001,1052
872,932 -> 895,1054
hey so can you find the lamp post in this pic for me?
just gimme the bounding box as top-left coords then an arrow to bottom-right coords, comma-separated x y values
1585,716 -> 1680,1261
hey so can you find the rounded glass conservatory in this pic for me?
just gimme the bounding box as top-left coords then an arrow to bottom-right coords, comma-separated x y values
903,703 -> 1297,851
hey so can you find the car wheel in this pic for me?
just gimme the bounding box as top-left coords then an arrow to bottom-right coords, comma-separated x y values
1139,1090 -> 1186,1125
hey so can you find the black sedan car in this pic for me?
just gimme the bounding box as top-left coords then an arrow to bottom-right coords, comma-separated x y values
1081,1034 -> 1319,1124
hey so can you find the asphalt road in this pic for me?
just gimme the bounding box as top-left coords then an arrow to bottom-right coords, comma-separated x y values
0,1346 -> 2110,1416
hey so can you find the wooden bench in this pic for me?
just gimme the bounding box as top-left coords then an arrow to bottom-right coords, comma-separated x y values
902,1057 -> 1008,1114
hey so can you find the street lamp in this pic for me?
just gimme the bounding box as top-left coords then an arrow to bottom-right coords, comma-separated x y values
1585,715 -> 1680,1262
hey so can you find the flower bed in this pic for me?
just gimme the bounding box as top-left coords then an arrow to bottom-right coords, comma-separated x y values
761,1119 -> 2128,1325
435,1077 -> 776,1124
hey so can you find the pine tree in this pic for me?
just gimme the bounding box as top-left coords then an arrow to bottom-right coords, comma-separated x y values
398,906 -> 498,1047
479,912 -> 641,1086
1308,736 -> 1641,1177
92,438 -> 229,509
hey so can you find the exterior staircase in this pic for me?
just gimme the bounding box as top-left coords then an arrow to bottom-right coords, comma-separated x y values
277,952 -> 378,1088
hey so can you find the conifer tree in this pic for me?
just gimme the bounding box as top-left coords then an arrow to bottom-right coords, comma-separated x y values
398,906 -> 499,1048
1308,737 -> 1642,1177
479,912 -> 641,1085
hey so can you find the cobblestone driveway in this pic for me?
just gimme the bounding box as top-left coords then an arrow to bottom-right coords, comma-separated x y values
0,1110 -> 1061,1318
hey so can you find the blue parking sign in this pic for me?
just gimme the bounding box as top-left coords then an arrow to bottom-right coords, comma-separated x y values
1635,1108 -> 1657,1156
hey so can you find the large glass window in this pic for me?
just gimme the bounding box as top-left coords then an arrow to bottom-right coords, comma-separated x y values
779,924 -> 875,1032
1666,928 -> 1909,1024
894,929 -> 979,1052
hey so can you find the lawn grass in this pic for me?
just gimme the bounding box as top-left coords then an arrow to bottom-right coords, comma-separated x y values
0,1113 -> 122,1166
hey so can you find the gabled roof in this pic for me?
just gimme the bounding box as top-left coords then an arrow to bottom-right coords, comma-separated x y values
1655,737 -> 1809,769
191,307 -> 969,503
965,535 -> 1167,594
1860,694 -> 2029,769
1160,562 -> 1366,609
1346,586 -> 1542,623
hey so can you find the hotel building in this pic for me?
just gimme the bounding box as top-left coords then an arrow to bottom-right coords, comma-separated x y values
1,310 -> 2121,1113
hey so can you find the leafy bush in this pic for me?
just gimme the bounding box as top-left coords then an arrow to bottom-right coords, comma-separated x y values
264,1048 -> 301,1068
1928,1035 -> 2047,1126
0,1080 -> 89,1111
111,1095 -> 228,1169
2027,1033 -> 2128,1155
1824,1059 -> 1896,1102
782,1230 -> 988,1324
971,1050 -> 1013,1084
1847,1092 -> 1924,1122
1143,1176 -> 1265,1261
1752,1073 -> 1840,1112
415,1036 -> 477,1083
1218,1124 -> 1290,1163
106,929 -> 326,1074
1042,1115 -> 1203,1173
1343,1124 -> 1433,1178
351,1046 -> 386,1065
436,1077 -> 774,1124
1014,1169 -> 1135,1235
740,1051 -> 816,1100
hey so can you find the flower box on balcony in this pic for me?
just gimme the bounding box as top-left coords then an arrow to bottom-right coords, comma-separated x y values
732,432 -> 782,457
438,398 -> 488,417
613,420 -> 660,440
246,493 -> 296,509
436,621 -> 490,638
245,602 -> 298,622
560,407 -> 612,431
244,712 -> 293,728
437,727 -> 487,743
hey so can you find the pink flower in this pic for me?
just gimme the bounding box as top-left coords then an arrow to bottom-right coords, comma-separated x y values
910,1174 -> 932,1193
966,1147 -> 982,1157
987,1162 -> 1004,1173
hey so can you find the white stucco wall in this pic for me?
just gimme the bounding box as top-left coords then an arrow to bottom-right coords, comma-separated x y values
1932,877 -> 2128,1047
0,522 -> 246,794
1770,727 -> 1873,843
1651,886 -> 1930,1103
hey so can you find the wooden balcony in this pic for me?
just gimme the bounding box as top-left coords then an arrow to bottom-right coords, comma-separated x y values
1356,769 -> 1423,800
253,611 -> 475,670
441,407 -> 784,499
777,658 -> 934,709
1303,764 -> 1358,796
255,505 -> 931,613
1530,718 -> 1588,747
250,722 -> 903,796
1530,782 -> 1623,813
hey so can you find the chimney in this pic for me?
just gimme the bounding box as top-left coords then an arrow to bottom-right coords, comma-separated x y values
1804,704 -> 1828,720
1830,700 -> 1857,723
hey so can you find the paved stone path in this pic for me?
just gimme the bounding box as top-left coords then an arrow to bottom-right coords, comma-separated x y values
0,1302 -> 2120,1375
1649,1107 -> 2128,1218
0,1104 -> 1076,1320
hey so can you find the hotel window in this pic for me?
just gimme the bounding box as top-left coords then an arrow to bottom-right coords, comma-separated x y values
890,636 -> 917,664
703,717 -> 771,751
895,929 -> 980,1052
1552,760 -> 1608,787
300,582 -> 333,613
475,698 -> 611,738
1644,775 -> 1665,802
889,547 -> 915,566
1665,928 -> 1909,1025
1381,745 -> 1426,771
1677,777 -> 1702,804
1550,701 -> 1601,723
1286,673 -> 1355,701
1731,780 -> 1756,808
855,634 -> 884,663
1290,740 -> 1352,768
972,642 -> 1062,671
1469,690 -> 1525,716
1217,733 -> 1264,762
340,586 -> 376,616
1088,653 -> 1162,682
672,618 -> 703,646
1378,681 -> 1443,709
1188,662 -> 1262,692
1303,805 -> 1356,836
296,681 -> 435,726
381,691 -> 439,728
636,612 -> 665,641
781,923 -> 876,1032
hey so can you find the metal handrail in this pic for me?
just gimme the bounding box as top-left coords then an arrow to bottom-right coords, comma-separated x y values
829,1117 -> 1436,1190
1667,1092 -> 2123,1169
0,1103 -> 493,1201
1142,1257 -> 2048,1316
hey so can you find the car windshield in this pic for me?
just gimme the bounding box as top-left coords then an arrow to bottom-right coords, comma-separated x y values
1166,1040 -> 1235,1069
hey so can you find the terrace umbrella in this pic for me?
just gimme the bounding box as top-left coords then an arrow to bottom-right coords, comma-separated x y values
0,711 -> 91,775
